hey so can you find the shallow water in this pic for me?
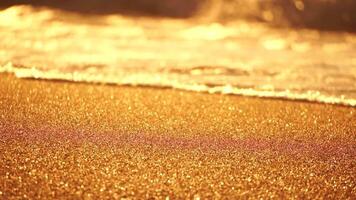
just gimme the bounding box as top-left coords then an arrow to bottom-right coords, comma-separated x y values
0,6 -> 355,106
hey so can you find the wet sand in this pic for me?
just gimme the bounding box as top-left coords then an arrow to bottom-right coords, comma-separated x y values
0,73 -> 355,199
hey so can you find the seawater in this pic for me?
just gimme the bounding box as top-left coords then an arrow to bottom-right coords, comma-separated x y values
0,6 -> 355,106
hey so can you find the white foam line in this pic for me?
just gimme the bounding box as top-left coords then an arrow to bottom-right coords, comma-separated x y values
1,63 -> 355,107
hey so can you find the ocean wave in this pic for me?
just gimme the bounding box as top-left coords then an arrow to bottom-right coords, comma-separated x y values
0,6 -> 355,106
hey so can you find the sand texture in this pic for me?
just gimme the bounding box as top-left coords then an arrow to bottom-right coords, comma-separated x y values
0,74 -> 355,199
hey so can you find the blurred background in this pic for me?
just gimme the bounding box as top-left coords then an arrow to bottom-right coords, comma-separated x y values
1,0 -> 356,32
1,0 -> 355,106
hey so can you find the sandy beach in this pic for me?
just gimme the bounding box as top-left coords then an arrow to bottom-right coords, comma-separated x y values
0,73 -> 355,199
0,2 -> 355,199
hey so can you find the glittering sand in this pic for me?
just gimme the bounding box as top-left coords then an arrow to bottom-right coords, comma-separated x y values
0,74 -> 355,199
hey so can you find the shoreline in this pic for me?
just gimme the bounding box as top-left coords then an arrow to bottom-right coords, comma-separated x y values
3,71 -> 355,107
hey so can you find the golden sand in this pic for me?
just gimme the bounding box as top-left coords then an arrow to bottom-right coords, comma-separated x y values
0,74 -> 355,199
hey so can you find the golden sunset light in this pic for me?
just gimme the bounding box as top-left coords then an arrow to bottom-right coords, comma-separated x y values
0,1 -> 355,199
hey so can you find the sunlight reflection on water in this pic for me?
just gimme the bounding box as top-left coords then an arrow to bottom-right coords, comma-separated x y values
0,6 -> 355,106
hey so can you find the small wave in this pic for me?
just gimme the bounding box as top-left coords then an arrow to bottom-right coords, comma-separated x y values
1,63 -> 355,107
0,6 -> 355,107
